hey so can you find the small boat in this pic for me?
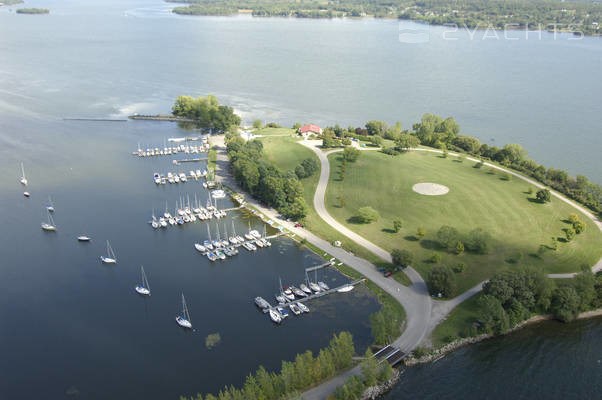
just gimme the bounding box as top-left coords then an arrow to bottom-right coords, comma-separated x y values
318,281 -> 330,291
275,294 -> 287,304
153,173 -> 161,184
19,162 -> 28,186
23,191 -> 30,197
289,303 -> 301,315
337,285 -> 354,293
282,288 -> 295,301
46,196 -> 55,212
277,306 -> 289,318
254,240 -> 264,248
135,266 -> 151,296
309,282 -> 322,292
215,250 -> 226,260
77,235 -> 91,242
269,308 -> 282,324
244,233 -> 254,241
100,240 -> 117,264
194,243 -> 206,253
255,296 -> 270,309
41,210 -> 57,231
207,252 -> 218,261
175,293 -> 192,329
159,218 -> 168,228
300,283 -> 312,294
297,302 -> 310,313
250,230 -> 261,239
203,239 -> 213,251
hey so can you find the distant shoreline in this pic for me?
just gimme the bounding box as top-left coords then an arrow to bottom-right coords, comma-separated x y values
128,114 -> 197,122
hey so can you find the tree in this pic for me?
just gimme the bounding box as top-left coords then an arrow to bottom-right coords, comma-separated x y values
453,263 -> 466,273
428,266 -> 456,297
301,157 -> 319,177
429,253 -> 442,263
502,143 -> 528,164
283,196 -> 308,220
436,225 -> 459,250
551,285 -> 581,322
377,362 -> 394,383
466,228 -> 492,254
394,134 -> 420,151
294,164 -> 307,179
416,227 -> 426,239
360,349 -> 378,387
391,249 -> 413,267
455,241 -> 465,255
252,119 -> 262,129
343,146 -> 361,162
293,122 -> 302,130
357,206 -> 379,223
365,120 -> 388,136
571,272 -> 596,311
369,135 -> 383,147
393,218 -> 403,233
536,189 -> 551,203
573,220 -> 586,234
477,295 -> 509,334
565,227 -> 576,242
322,136 -> 338,148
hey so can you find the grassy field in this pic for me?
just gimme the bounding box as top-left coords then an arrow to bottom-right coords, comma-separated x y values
254,127 -> 297,136
258,132 -> 412,286
430,293 -> 484,347
325,150 -> 602,294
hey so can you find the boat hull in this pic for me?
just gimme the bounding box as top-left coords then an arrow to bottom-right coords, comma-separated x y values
176,316 -> 192,329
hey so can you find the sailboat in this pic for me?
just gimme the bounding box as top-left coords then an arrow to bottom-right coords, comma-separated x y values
175,293 -> 192,329
135,266 -> 151,296
46,196 -> 55,212
19,162 -> 28,186
77,234 -> 91,242
100,240 -> 117,264
41,210 -> 56,231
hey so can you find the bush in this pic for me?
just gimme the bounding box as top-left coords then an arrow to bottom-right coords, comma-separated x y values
412,346 -> 428,358
507,251 -> 523,264
391,249 -> 413,267
300,157 -> 319,177
455,241 -> 465,255
393,218 -> 403,233
357,206 -> 379,224
500,172 -> 511,181
343,146 -> 361,162
416,227 -> 426,239
466,228 -> 492,254
453,263 -> 467,273
341,137 -> 351,146
551,285 -> 581,322
565,227 -> 576,242
436,225 -> 459,250
252,119 -> 262,129
265,122 -> 280,128
429,253 -> 442,263
380,147 -> 400,156
536,189 -> 551,203
294,164 -> 307,179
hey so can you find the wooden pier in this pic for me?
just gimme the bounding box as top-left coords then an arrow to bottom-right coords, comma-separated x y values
305,261 -> 335,272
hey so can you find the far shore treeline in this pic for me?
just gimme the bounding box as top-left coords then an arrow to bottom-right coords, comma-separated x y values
170,0 -> 602,36
173,95 -> 602,218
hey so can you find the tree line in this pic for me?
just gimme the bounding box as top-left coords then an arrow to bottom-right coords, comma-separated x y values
169,0 -> 601,36
172,95 -> 241,133
179,332 -> 356,400
226,134 -> 310,220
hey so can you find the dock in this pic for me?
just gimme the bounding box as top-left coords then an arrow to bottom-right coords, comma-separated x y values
265,278 -> 366,312
305,261 -> 335,272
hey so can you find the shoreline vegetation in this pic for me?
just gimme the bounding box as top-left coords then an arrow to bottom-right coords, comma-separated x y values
168,0 -> 602,36
0,0 -> 24,6
16,8 -> 49,14
406,308 -> 602,366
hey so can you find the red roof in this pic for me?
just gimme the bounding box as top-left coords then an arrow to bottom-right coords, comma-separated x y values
299,124 -> 322,134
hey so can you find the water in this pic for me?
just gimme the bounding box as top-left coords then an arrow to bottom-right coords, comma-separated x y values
385,318 -> 602,400
1,0 -> 601,181
1,0 -> 601,398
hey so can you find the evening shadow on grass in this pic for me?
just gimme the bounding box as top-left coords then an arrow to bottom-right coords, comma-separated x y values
419,239 -> 439,250
347,216 -> 364,224
404,235 -> 420,242
381,228 -> 397,234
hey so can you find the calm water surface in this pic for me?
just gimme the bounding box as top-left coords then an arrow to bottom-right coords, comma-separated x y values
1,1 -> 601,399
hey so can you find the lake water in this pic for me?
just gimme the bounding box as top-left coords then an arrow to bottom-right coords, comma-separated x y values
1,0 -> 601,398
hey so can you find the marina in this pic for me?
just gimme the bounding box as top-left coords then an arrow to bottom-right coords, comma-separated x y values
132,141 -> 209,158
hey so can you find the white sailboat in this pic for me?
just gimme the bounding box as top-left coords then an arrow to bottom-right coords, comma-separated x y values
100,240 -> 117,264
19,162 -> 28,186
135,266 -> 151,296
41,210 -> 56,231
77,235 -> 91,242
46,196 -> 55,212
175,293 -> 192,329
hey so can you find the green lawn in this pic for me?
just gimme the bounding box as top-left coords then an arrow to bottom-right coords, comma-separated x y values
430,293 -> 484,347
325,150 -> 602,294
254,127 -> 297,136
258,135 -> 412,286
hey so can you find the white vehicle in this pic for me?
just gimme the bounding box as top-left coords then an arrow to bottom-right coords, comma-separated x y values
135,266 -> 151,296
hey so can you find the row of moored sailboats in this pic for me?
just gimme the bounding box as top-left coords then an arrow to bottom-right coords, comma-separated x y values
153,169 -> 207,185
195,222 -> 271,262
150,195 -> 227,229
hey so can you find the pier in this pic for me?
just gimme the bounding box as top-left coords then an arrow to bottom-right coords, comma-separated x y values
305,261 -> 335,272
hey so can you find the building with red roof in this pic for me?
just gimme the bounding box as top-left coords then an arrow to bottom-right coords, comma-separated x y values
298,124 -> 323,138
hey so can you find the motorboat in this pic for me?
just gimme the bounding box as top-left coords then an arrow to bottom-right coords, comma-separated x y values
282,288 -> 295,301
275,294 -> 287,304
194,243 -> 206,253
176,293 -> 192,329
269,309 -> 282,324
153,172 -> 161,184
300,283 -> 312,294
211,189 -> 226,199
289,303 -> 301,315
255,296 -> 270,309
77,235 -> 91,242
318,281 -> 330,291
249,230 -> 261,239
207,252 -> 218,261
277,306 -> 289,318
297,302 -> 310,313
203,240 -> 213,251
134,266 -> 151,296
244,233 -> 254,241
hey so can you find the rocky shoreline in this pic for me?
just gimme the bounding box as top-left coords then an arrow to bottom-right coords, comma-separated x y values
404,308 -> 602,366
358,369 -> 401,400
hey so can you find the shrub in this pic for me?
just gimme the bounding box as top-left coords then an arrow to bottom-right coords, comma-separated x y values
507,251 -> 523,264
380,147 -> 400,156
429,253 -> 442,263
428,266 -> 456,297
343,146 -> 361,162
357,206 -> 379,223
500,172 -> 511,181
436,225 -> 459,250
301,157 -> 319,177
392,249 -> 413,267
393,218 -> 403,233
536,189 -> 551,203
252,119 -> 262,129
295,164 -> 307,179
573,220 -> 586,234
455,241 -> 465,255
565,227 -> 576,242
416,227 -> 426,239
466,228 -> 492,254
453,263 -> 467,273
265,122 -> 280,128
412,346 -> 427,358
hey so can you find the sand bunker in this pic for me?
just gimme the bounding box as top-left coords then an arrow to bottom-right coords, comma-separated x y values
412,182 -> 450,196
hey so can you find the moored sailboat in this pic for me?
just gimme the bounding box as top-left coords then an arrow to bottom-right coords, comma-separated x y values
175,293 -> 192,329
134,266 -> 151,296
100,240 -> 117,264
41,210 -> 56,231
